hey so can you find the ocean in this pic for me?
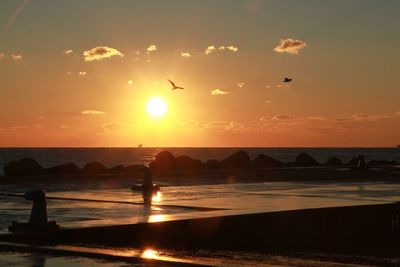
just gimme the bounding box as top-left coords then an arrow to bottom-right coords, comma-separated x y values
0,147 -> 399,175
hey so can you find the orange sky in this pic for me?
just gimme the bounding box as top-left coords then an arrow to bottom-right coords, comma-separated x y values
0,0 -> 399,147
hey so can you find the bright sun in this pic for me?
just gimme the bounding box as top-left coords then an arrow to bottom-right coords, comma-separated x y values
146,97 -> 167,117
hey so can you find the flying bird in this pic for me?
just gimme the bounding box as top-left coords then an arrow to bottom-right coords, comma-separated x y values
168,79 -> 184,90
283,78 -> 292,83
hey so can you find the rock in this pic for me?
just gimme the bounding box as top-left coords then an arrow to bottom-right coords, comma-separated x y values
108,165 -> 126,173
294,153 -> 319,166
220,151 -> 251,169
325,157 -> 343,166
45,163 -> 81,175
368,160 -> 398,166
252,154 -> 282,168
4,158 -> 44,176
352,155 -> 368,170
82,162 -> 107,174
203,159 -> 220,170
347,157 -> 358,166
124,164 -> 145,173
149,151 -> 176,171
175,155 -> 203,170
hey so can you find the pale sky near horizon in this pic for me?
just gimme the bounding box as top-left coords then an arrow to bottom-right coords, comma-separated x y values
0,0 -> 399,147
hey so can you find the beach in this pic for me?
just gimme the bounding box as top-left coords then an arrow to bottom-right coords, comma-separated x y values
1,148 -> 400,266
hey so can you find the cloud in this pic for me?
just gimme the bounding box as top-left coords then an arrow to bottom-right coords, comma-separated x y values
146,44 -> 157,52
396,111 -> 400,117
177,120 -> 200,128
205,121 -> 245,132
206,45 -> 239,55
0,53 -> 5,60
60,125 -> 68,128
83,46 -> 123,62
205,45 -> 216,55
11,54 -> 23,61
276,84 -> 290,88
351,114 -> 390,122
63,49 -> 73,55
272,115 -> 296,121
211,89 -> 230,95
180,52 -> 191,58
127,80 -> 133,85
226,45 -> 239,52
78,71 -> 87,76
81,110 -> 105,115
274,38 -> 306,55
1,0 -> 30,39
265,100 -> 272,104
237,82 -> 245,88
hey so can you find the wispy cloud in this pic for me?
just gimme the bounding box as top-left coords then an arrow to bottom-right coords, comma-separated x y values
177,120 -> 200,128
211,89 -> 230,95
83,46 -> 123,62
11,54 -> 23,61
63,49 -> 73,55
1,0 -> 30,39
81,110 -> 105,115
78,71 -> 87,76
274,38 -> 306,55
180,52 -> 191,58
351,114 -> 390,122
146,44 -> 157,52
127,80 -> 133,85
0,53 -> 5,60
205,121 -> 245,132
237,82 -> 245,88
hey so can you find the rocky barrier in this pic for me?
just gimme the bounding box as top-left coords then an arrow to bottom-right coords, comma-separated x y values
2,150 -> 399,177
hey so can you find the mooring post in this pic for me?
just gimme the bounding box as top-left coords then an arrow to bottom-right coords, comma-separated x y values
24,189 -> 48,228
8,189 -> 59,233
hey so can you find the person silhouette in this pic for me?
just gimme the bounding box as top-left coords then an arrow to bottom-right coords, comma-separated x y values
141,167 -> 153,205
141,167 -> 153,189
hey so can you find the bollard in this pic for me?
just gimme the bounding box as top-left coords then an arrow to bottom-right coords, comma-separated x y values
24,190 -> 48,228
8,189 -> 59,233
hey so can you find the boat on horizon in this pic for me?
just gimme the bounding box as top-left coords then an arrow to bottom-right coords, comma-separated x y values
138,144 -> 143,148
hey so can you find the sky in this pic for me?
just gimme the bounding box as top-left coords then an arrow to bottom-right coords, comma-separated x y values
0,0 -> 399,147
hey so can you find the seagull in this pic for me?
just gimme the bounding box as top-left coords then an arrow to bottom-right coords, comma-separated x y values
283,78 -> 292,83
168,79 -> 184,90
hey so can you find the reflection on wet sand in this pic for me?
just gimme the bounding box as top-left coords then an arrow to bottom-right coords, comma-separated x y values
148,214 -> 170,223
141,248 -> 158,259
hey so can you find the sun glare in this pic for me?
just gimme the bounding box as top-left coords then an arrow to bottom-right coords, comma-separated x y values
147,97 -> 167,117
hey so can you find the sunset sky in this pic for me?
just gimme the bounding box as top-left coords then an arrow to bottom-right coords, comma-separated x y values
1,0 -> 399,147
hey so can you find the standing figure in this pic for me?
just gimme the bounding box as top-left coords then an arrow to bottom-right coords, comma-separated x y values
141,167 -> 153,205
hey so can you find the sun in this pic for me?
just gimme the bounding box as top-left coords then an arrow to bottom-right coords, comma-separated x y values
146,96 -> 167,117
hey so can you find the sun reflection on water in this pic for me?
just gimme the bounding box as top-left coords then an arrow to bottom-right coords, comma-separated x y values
152,191 -> 162,203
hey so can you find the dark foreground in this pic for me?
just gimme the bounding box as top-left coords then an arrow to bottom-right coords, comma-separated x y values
1,201 -> 400,266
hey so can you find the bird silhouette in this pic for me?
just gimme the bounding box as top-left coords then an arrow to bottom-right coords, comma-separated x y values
168,79 -> 184,90
283,78 -> 292,83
